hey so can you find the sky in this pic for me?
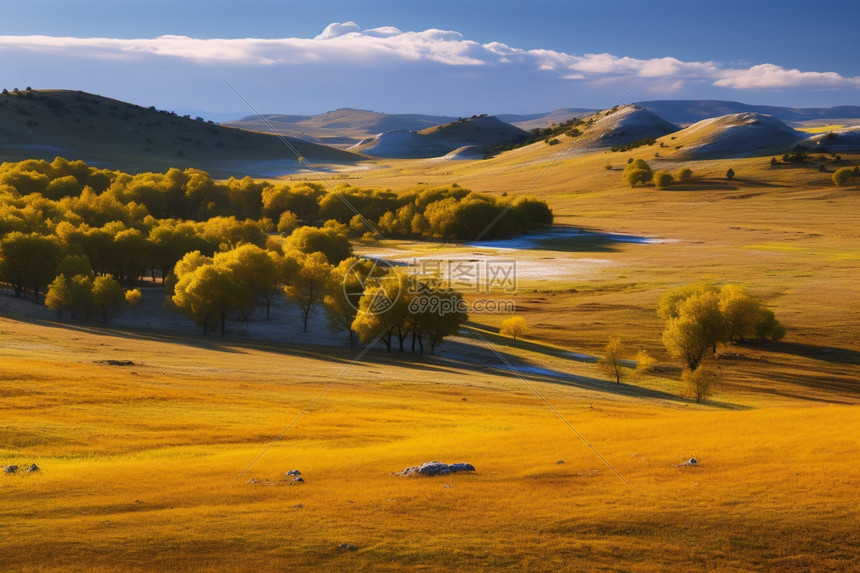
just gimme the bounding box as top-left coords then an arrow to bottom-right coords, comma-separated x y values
2,0 -> 859,120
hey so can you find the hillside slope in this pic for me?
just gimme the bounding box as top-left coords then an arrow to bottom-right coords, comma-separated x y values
565,105 -> 678,151
638,99 -> 860,127
223,108 -> 456,148
348,114 -> 530,158
0,89 -> 366,177
662,112 -> 803,159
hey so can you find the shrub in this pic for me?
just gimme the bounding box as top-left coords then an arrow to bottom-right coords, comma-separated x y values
653,170 -> 673,189
832,167 -> 855,187
676,167 -> 692,182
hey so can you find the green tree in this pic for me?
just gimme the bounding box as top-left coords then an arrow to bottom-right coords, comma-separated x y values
0,231 -> 63,299
633,349 -> 658,378
755,308 -> 786,342
67,274 -> 95,319
676,167 -> 693,182
45,274 -> 72,319
653,170 -> 673,189
661,291 -> 728,371
597,337 -> 626,383
285,225 -> 352,264
726,168 -> 735,180
215,244 -> 280,319
324,257 -> 375,346
125,288 -> 142,311
624,169 -> 653,187
92,275 -> 126,324
284,251 -> 333,332
718,285 -> 763,342
832,167 -> 855,187
499,316 -> 527,340
683,368 -> 714,403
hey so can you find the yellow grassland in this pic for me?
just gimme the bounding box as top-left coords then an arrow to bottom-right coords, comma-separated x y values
3,143 -> 860,571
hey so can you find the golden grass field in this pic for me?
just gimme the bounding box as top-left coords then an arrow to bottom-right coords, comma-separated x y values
2,139 -> 859,571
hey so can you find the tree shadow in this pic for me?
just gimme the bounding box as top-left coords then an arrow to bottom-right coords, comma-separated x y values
761,341 -> 860,366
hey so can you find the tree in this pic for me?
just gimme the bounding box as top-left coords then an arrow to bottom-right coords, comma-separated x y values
0,232 -> 63,299
324,257 -> 374,346
755,308 -> 786,342
215,244 -> 280,319
125,288 -> 142,311
67,274 -> 95,319
676,167 -> 693,182
406,277 -> 467,354
172,256 -> 245,336
623,158 -> 653,187
92,275 -> 126,324
726,168 -> 735,180
718,285 -> 764,342
624,169 -> 653,187
284,251 -> 333,332
45,275 -> 72,319
499,316 -> 527,340
661,291 -> 728,371
285,225 -> 352,264
832,167 -> 855,187
683,368 -> 714,403
597,337 -> 626,383
653,170 -> 673,189
633,349 -> 658,378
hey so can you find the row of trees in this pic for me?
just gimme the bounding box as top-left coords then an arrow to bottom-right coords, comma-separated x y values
167,241 -> 466,352
622,158 -> 693,188
0,158 -> 552,241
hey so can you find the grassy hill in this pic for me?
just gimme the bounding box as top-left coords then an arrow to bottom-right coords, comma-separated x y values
656,113 -> 803,159
348,114 -> 530,158
0,89 -> 366,177
223,108 -> 456,148
638,99 -> 860,128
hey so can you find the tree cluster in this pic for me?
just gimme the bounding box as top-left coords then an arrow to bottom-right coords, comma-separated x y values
659,283 -> 785,372
0,158 -> 487,349
622,159 -> 693,189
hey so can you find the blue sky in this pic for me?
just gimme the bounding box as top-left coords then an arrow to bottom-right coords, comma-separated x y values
2,0 -> 859,119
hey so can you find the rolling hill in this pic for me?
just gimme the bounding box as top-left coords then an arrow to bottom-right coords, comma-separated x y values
638,99 -> 860,128
222,108 -> 456,148
542,105 -> 679,152
347,114 -> 530,158
659,112 -> 804,159
0,89 -> 366,177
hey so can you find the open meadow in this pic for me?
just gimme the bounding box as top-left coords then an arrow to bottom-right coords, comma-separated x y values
2,138 -> 859,571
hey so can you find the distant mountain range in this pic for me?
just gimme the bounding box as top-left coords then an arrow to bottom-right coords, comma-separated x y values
2,91 -> 859,175
636,100 -> 860,127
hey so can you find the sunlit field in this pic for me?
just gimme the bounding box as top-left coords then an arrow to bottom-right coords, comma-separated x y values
3,140 -> 859,571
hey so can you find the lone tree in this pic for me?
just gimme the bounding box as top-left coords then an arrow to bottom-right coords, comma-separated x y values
832,167 -> 855,187
499,316 -> 527,341
726,168 -> 735,180
683,368 -> 714,403
597,337 -> 627,383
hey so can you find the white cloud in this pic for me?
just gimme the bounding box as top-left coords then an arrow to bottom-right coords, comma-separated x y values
714,63 -> 860,90
0,24 -> 857,98
314,22 -> 361,40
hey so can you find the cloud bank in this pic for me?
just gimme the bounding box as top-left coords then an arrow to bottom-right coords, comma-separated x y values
1,23 -> 857,115
2,23 -> 857,91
